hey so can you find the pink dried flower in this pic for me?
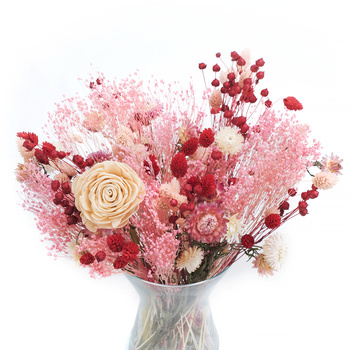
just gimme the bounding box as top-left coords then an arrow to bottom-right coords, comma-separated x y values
312,171 -> 339,190
321,153 -> 343,175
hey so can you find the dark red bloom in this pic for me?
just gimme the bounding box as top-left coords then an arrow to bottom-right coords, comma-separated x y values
64,205 -> 74,215
199,63 -> 207,70
182,138 -> 199,156
61,182 -> 71,194
34,149 -> 49,164
113,256 -> 128,269
241,234 -> 254,249
288,188 -> 297,197
283,96 -> 303,111
67,215 -> 79,225
200,174 -> 216,197
170,153 -> 188,178
265,100 -> 272,108
298,201 -> 308,209
122,242 -> 139,262
107,234 -> 125,252
199,128 -> 215,147
17,132 -> 39,150
211,79 -> 220,87
86,158 -> 94,167
308,190 -> 319,199
51,180 -> 60,192
279,201 -> 290,210
73,155 -> 84,166
187,176 -> 199,187
265,214 -> 281,229
260,88 -> 269,97
299,208 -> 308,216
42,142 -> 56,157
211,149 -> 222,160
256,71 -> 265,80
256,58 -> 265,67
95,251 -> 106,262
80,252 -> 95,265
231,51 -> 240,61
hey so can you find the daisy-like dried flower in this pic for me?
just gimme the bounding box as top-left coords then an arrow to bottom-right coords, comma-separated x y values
176,246 -> 204,273
215,127 -> 244,156
253,254 -> 275,277
262,232 -> 288,271
226,214 -> 243,243
209,90 -> 223,109
321,153 -> 343,175
312,171 -> 339,190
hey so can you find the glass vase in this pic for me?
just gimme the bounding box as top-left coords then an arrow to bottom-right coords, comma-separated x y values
126,271 -> 227,350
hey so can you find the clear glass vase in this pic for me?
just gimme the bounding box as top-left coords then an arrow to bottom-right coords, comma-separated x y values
126,271 -> 227,350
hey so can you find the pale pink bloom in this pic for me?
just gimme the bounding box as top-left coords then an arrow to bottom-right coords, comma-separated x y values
191,146 -> 210,161
321,153 -> 343,175
83,111 -> 105,132
312,171 -> 339,190
176,246 -> 204,273
178,120 -> 199,144
209,90 -> 222,109
253,254 -> 275,277
262,232 -> 288,271
72,134 -> 84,143
226,214 -> 244,243
215,127 -> 244,156
116,125 -> 135,147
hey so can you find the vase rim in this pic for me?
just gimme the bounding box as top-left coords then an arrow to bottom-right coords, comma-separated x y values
125,267 -> 229,288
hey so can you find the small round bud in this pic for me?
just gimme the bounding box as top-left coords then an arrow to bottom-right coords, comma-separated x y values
256,71 -> 265,80
223,110 -> 233,118
211,149 -> 223,160
260,88 -> 269,97
213,64 -> 221,72
230,51 -> 240,61
250,64 -> 259,72
170,198 -> 178,207
51,180 -> 60,192
169,215 -> 178,224
95,251 -> 106,262
199,63 -> 207,69
280,201 -> 290,210
211,79 -> 220,87
227,72 -> 236,80
256,58 -> 265,67
228,177 -> 238,186
193,185 -> 202,194
298,201 -> 308,209
237,57 -> 246,66
288,188 -> 297,197
216,52 -> 221,58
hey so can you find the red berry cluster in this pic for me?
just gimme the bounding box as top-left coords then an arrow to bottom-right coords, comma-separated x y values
298,184 -> 319,216
51,180 -> 80,225
72,155 -> 94,171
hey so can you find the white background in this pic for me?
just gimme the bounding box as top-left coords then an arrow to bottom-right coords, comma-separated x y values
1,1 -> 350,349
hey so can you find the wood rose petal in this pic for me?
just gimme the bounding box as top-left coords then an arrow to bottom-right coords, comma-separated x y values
72,161 -> 145,232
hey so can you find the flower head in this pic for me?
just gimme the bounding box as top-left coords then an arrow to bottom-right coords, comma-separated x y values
226,214 -> 243,243
215,127 -> 244,156
321,153 -> 343,175
176,246 -> 204,273
253,254 -> 275,277
262,232 -> 288,271
283,96 -> 303,111
170,153 -> 188,178
312,171 -> 339,190
186,202 -> 228,243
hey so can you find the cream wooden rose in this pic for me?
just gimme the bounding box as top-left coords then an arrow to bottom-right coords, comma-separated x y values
72,161 -> 145,232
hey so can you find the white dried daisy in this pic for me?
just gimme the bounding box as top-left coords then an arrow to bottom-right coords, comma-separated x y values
176,246 -> 204,274
226,214 -> 244,243
215,127 -> 244,156
262,232 -> 288,271
312,171 -> 339,190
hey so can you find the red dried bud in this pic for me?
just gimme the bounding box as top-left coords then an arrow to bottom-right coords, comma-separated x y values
216,53 -> 221,58
60,199 -> 69,207
265,214 -> 281,229
211,149 -> 223,160
211,79 -> 220,87
248,94 -> 257,103
73,155 -> 84,166
236,116 -> 246,127
228,177 -> 238,186
301,191 -> 309,201
95,251 -> 106,262
256,71 -> 265,80
233,85 -> 242,94
260,88 -> 269,97
298,201 -> 308,209
241,234 -> 254,249
67,215 -> 79,225
89,82 -> 95,89
51,180 -> 60,192
96,78 -> 103,85
61,181 -> 71,194
34,149 -> 49,165
169,215 -> 178,224
64,205 -> 75,215
309,190 -> 319,199
22,140 -> 35,151
86,158 -> 94,167
213,64 -> 221,72
122,242 -> 139,262
170,153 -> 188,178
113,256 -> 128,269
250,65 -> 259,72
237,57 -> 246,66
80,252 -> 95,265
182,137 -> 199,156
223,110 -> 233,118
265,100 -> 272,108
288,188 -> 297,197
199,128 -> 215,147
230,51 -> 240,61
227,72 -> 236,80
180,203 -> 189,212
193,184 -> 203,194
54,192 -> 64,202
199,63 -> 207,70
283,96 -> 303,111
280,201 -> 290,210
183,184 -> 193,192
240,123 -> 249,134
200,174 -> 216,197
58,151 -> 66,159
170,199 -> 178,207
256,58 -> 265,67
187,202 -> 195,211
299,208 -> 308,216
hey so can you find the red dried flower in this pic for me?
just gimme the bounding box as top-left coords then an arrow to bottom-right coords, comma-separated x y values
288,188 -> 297,197
42,142 -> 56,156
17,132 -> 39,150
241,234 -> 254,249
265,214 -> 281,229
73,155 -> 84,166
113,256 -> 128,269
170,153 -> 188,178
95,251 -> 106,262
199,128 -> 215,147
122,242 -> 139,262
283,96 -> 303,111
80,252 -> 95,265
200,174 -> 216,197
149,155 -> 160,177
51,180 -> 60,192
34,149 -> 49,164
107,234 -> 125,252
199,63 -> 207,70
187,176 -> 199,187
182,137 -> 199,156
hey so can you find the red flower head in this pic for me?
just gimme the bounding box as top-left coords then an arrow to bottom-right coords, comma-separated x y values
42,142 -> 57,157
199,128 -> 215,148
34,149 -> 49,165
95,251 -> 106,262
80,252 -> 95,265
241,234 -> 254,249
170,153 -> 188,178
265,214 -> 281,229
149,155 -> 160,176
182,137 -> 199,156
17,132 -> 39,150
122,242 -> 139,262
187,176 -> 199,187
107,234 -> 125,252
200,174 -> 216,197
113,256 -> 128,269
283,96 -> 303,111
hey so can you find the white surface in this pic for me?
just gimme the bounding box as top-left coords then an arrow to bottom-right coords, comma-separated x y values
1,1 -> 349,349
